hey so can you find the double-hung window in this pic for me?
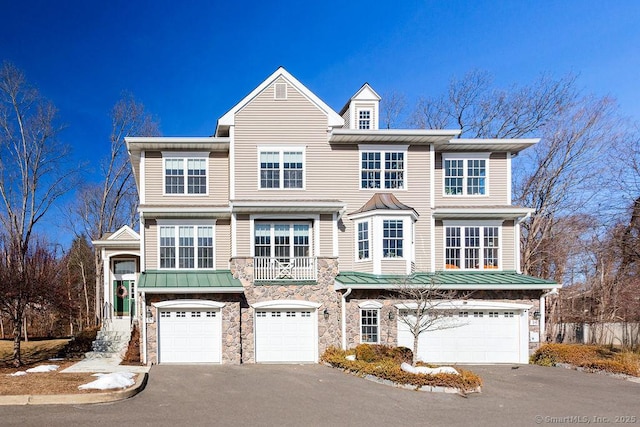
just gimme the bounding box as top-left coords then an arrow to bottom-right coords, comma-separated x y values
159,223 -> 214,269
164,154 -> 208,195
357,221 -> 370,260
259,148 -> 304,189
358,110 -> 371,129
383,219 -> 403,258
359,301 -> 382,344
360,146 -> 407,189
443,154 -> 488,196
444,224 -> 500,269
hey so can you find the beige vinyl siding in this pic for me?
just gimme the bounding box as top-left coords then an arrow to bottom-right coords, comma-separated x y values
337,145 -> 433,272
144,219 -> 158,270
354,259 -> 373,273
319,214 -> 333,256
434,220 -> 444,270
434,152 -> 509,207
144,151 -> 229,205
234,77 -> 353,200
216,219 -> 231,269
341,108 -> 351,130
501,220 -> 515,270
235,214 -> 251,256
380,259 -> 407,274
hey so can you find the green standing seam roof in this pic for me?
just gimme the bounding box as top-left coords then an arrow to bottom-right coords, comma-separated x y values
335,270 -> 557,287
138,270 -> 243,289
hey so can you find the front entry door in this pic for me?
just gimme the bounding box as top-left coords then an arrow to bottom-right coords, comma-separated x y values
113,280 -> 132,316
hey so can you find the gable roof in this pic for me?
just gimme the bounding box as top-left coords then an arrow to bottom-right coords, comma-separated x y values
216,67 -> 344,135
92,225 -> 140,249
338,83 -> 381,116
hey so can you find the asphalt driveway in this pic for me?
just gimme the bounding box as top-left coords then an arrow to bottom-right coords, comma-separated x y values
2,363 -> 639,426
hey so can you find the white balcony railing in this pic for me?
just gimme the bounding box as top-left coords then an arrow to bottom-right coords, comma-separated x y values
254,257 -> 317,281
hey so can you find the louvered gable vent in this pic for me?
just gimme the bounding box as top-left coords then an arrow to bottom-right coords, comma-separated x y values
274,82 -> 287,100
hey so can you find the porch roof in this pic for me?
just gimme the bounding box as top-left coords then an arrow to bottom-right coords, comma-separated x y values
138,270 -> 244,293
335,270 -> 559,290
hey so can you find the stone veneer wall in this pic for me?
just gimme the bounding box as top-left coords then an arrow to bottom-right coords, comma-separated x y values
143,293 -> 242,365
230,256 -> 340,363
344,289 -> 543,355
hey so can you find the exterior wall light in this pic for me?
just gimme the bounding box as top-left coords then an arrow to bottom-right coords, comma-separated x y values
533,311 -> 541,320
388,311 -> 395,320
323,308 -> 329,320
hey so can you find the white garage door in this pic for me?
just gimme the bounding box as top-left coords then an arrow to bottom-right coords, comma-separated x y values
158,309 -> 221,363
398,309 -> 524,363
255,309 -> 316,363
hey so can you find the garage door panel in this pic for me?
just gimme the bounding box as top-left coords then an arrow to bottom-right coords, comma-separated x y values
398,309 -> 524,364
158,309 -> 221,363
255,309 -> 316,363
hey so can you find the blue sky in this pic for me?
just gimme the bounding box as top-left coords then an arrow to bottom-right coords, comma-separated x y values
1,0 -> 639,241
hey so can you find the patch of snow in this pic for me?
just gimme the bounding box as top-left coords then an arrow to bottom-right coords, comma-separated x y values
401,362 -> 459,375
345,355 -> 356,361
8,371 -> 27,376
78,372 -> 136,390
48,358 -> 65,361
26,364 -> 59,373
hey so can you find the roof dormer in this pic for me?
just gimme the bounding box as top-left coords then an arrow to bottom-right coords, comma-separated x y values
339,83 -> 381,130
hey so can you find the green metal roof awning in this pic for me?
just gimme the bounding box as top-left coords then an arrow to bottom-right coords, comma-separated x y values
335,270 -> 558,290
138,270 -> 244,293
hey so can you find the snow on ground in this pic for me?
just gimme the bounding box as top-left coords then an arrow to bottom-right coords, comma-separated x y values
401,362 -> 459,375
25,364 -> 59,373
8,371 -> 27,376
78,372 -> 136,390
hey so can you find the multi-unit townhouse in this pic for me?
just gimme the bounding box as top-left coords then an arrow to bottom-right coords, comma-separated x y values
93,67 -> 559,366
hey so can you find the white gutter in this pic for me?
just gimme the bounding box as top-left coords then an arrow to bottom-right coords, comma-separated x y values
539,288 -> 559,343
341,288 -> 352,350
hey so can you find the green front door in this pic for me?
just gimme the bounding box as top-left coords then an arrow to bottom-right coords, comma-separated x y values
113,280 -> 131,316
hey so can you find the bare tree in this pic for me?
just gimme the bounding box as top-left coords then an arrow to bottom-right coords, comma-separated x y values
393,279 -> 470,365
380,90 -> 406,129
71,93 -> 159,324
0,237 -> 62,366
0,62 -> 76,364
410,70 -> 622,280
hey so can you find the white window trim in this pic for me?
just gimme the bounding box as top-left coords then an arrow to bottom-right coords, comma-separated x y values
360,307 -> 380,344
156,220 -> 217,270
162,152 -> 210,196
442,220 -> 502,271
257,146 -> 306,190
441,152 -> 490,197
355,219 -> 371,262
359,144 -> 409,191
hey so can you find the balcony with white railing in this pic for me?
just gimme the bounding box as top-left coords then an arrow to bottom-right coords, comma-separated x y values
254,257 -> 317,282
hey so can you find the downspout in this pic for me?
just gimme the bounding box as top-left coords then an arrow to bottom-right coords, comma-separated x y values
141,291 -> 147,365
539,288 -> 559,344
341,288 -> 352,350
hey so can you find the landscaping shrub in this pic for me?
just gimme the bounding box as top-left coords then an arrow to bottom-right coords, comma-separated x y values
59,326 -> 99,358
531,343 -> 639,376
322,345 -> 482,392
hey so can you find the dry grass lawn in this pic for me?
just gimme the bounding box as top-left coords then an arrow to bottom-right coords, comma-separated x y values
0,339 -> 109,395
